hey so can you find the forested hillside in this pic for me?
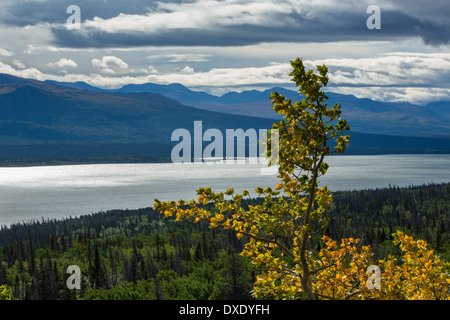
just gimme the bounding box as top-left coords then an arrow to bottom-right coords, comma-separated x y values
0,183 -> 448,300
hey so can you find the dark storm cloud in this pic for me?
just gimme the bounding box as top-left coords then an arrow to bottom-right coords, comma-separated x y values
0,0 -> 160,26
49,8 -> 450,48
2,0 -> 449,47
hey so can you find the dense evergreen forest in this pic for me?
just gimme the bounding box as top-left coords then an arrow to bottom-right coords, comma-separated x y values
0,182 -> 448,300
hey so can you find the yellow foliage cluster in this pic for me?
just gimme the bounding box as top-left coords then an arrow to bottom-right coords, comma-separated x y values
315,231 -> 449,300
0,285 -> 16,300
314,236 -> 374,299
374,231 -> 450,300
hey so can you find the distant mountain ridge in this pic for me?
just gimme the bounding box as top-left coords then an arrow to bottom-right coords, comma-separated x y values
46,78 -> 450,137
0,74 -> 277,163
0,73 -> 449,164
1,75 -> 274,144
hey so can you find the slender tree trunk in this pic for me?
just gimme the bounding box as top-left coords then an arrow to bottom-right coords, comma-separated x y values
299,156 -> 324,300
300,260 -> 315,300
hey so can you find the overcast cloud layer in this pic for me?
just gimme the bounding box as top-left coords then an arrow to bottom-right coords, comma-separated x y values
0,0 -> 449,104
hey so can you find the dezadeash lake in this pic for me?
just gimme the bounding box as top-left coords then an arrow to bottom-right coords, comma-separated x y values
1,154 -> 450,226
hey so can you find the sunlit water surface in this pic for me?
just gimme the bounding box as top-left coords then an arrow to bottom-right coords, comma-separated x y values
1,154 -> 449,226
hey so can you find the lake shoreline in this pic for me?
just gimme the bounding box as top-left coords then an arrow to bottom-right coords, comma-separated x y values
2,152 -> 450,168
0,158 -> 172,168
2,180 -> 450,231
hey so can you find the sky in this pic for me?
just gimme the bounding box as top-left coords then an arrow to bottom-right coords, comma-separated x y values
0,0 -> 449,104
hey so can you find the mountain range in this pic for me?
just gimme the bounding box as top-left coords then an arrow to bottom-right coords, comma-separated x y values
47,79 -> 450,137
1,73 -> 450,164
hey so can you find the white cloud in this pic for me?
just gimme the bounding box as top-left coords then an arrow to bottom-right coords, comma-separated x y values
328,86 -> 450,105
135,66 -> 159,75
24,45 -> 82,55
100,68 -> 116,75
83,1 -> 283,33
81,0 -> 332,35
91,55 -> 129,75
48,58 -> 78,69
0,48 -> 14,57
179,66 -> 195,74
143,63 -> 292,87
0,61 -> 47,81
305,53 -> 450,88
92,55 -> 128,70
165,54 -> 211,63
12,59 -> 25,69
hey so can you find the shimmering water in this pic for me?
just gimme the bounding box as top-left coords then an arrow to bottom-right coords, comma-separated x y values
1,154 -> 449,226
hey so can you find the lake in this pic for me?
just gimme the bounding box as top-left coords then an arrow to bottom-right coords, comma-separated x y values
1,154 -> 450,226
